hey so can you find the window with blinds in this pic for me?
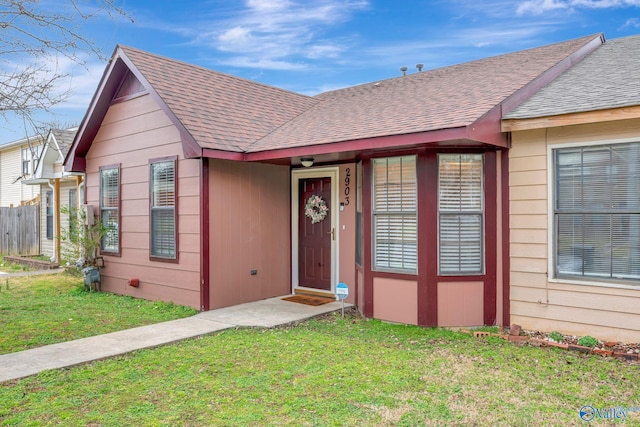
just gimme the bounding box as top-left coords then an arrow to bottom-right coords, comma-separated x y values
438,154 -> 484,275
150,160 -> 177,259
100,166 -> 120,253
554,142 -> 640,282
372,156 -> 417,272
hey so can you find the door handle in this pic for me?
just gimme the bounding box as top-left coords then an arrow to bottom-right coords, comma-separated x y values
326,227 -> 335,240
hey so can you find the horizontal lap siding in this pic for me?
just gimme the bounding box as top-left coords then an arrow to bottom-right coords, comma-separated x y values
510,122 -> 640,342
0,147 -> 22,207
85,94 -> 201,309
40,180 -> 78,260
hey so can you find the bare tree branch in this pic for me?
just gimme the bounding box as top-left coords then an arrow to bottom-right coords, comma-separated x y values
0,0 -> 132,139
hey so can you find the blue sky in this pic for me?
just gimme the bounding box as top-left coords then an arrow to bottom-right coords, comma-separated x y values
2,0 -> 640,144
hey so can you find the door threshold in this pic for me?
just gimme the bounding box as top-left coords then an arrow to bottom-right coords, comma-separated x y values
295,288 -> 335,299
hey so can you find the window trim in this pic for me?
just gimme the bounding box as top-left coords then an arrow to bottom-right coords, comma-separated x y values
371,155 -> 418,274
437,153 -> 485,276
149,156 -> 179,263
99,164 -> 121,257
547,137 -> 640,288
45,190 -> 53,240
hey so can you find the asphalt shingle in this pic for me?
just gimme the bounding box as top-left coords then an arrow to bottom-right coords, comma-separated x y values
120,46 -> 318,153
505,34 -> 640,119
118,35 -> 601,154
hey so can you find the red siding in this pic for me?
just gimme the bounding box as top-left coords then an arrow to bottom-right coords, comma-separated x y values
208,159 -> 291,308
85,94 -> 201,308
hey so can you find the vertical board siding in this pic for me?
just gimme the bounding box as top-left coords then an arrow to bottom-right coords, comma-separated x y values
510,121 -> 640,342
0,205 -> 39,255
85,94 -> 201,309
209,159 -> 290,309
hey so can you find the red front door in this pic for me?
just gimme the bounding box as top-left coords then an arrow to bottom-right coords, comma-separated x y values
298,177 -> 332,291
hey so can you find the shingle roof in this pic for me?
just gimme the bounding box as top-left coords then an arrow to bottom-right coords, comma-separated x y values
120,46 -> 318,153
505,34 -> 640,119
67,33 -> 604,170
50,128 -> 77,157
247,34 -> 602,152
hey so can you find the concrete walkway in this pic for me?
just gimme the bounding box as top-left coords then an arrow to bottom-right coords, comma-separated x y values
0,296 -> 350,383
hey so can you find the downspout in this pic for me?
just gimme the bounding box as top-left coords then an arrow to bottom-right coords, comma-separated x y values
54,178 -> 61,263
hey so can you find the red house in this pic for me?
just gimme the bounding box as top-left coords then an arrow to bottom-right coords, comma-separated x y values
66,33 -> 604,329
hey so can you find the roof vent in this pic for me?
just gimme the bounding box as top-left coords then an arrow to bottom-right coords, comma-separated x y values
416,63 -> 424,72
400,66 -> 408,76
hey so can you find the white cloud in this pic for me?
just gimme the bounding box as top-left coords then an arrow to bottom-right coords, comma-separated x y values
621,16 -> 640,27
517,0 -> 640,15
517,0 -> 569,15
197,0 -> 369,69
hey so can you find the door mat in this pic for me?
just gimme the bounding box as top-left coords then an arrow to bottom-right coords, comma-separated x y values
282,295 -> 334,306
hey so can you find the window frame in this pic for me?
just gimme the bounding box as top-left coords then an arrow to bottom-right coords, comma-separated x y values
99,164 -> 121,256
149,156 -> 179,262
437,153 -> 485,276
22,147 -> 31,175
45,190 -> 53,240
371,155 -> 418,274
550,138 -> 640,287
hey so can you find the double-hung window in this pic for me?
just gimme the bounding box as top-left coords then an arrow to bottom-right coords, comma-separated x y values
150,158 -> 177,260
45,191 -> 53,240
438,154 -> 484,275
554,142 -> 640,282
372,156 -> 417,272
100,165 -> 120,254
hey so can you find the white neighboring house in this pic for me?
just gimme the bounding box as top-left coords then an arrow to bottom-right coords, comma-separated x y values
0,134 -> 45,207
22,128 -> 83,262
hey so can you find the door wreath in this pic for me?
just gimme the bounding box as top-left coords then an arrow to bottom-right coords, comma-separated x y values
305,195 -> 328,224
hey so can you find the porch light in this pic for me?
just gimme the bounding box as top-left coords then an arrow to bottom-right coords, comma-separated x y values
300,157 -> 314,167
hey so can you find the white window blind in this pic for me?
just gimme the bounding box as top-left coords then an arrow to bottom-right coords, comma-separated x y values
555,143 -> 640,281
372,156 -> 417,272
150,160 -> 177,259
438,154 -> 483,274
100,167 -> 119,253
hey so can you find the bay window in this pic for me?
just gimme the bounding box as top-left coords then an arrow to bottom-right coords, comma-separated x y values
438,154 -> 484,275
372,156 -> 417,272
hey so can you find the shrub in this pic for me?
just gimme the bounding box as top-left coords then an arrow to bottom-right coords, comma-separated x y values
549,331 -> 564,342
578,335 -> 599,348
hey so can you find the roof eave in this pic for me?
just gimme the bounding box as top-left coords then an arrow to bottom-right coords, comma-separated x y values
502,104 -> 640,132
64,46 -> 202,173
65,45 -> 125,173
501,33 -> 605,117
242,125 -> 505,162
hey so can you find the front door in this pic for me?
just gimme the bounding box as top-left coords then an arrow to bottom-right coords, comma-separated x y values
298,177 -> 332,291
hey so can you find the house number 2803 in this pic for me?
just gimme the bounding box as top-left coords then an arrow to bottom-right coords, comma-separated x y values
344,168 -> 351,206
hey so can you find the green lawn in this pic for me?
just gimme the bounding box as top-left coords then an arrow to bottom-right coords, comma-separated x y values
1,308 -> 639,426
0,273 -> 198,354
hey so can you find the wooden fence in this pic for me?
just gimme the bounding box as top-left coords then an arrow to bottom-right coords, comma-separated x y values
0,205 -> 40,256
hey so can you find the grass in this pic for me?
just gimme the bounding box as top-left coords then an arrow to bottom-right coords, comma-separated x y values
0,255 -> 30,273
1,309 -> 639,426
0,273 -> 198,354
